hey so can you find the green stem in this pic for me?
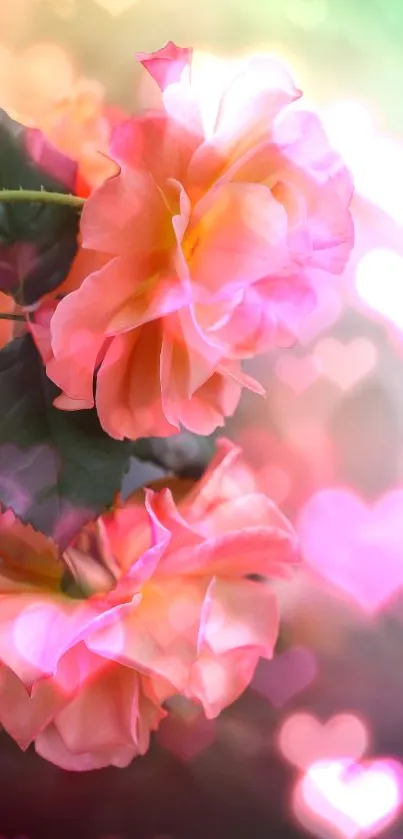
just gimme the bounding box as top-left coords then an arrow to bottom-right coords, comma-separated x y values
0,313 -> 26,321
0,189 -> 85,209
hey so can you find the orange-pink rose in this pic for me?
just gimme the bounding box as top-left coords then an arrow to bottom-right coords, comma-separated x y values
0,508 -> 166,771
94,439 -> 298,717
0,440 -> 298,769
46,42 -> 354,440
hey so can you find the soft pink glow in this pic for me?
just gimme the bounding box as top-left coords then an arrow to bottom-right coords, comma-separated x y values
278,712 -> 369,770
313,337 -> 377,391
297,488 -> 403,611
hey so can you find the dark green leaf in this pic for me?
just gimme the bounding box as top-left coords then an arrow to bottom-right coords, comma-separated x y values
0,109 -> 79,306
131,432 -> 216,480
0,334 -> 131,548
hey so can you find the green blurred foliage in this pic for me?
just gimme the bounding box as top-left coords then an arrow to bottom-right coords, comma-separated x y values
5,0 -> 402,134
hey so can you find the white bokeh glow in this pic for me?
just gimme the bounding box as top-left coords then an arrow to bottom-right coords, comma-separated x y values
303,759 -> 401,833
321,100 -> 403,225
356,248 -> 403,330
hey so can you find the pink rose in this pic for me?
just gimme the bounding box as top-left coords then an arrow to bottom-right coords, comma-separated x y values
0,510 -> 166,771
0,440 -> 298,769
96,439 -> 299,717
47,42 -> 354,440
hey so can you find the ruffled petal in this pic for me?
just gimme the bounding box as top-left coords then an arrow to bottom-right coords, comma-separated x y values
95,325 -> 178,440
175,369 -> 244,436
160,324 -> 223,429
199,577 -> 279,657
142,488 -> 201,559
105,272 -> 188,336
188,56 -> 301,188
137,42 -> 193,92
273,109 -> 354,206
188,181 -> 289,297
80,167 -> 170,257
178,438 -> 254,520
87,578 -> 208,692
35,720 -> 136,770
109,112 -> 200,186
48,258 -> 118,404
0,594 -> 98,687
50,665 -> 141,756
187,647 -> 260,718
110,488 -> 172,589
153,524 -> 298,582
0,664 -> 68,749
214,56 -> 301,143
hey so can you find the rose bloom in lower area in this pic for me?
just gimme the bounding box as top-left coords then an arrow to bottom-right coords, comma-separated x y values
0,440 -> 298,770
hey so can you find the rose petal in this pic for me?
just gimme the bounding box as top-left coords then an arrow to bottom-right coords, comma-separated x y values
137,42 -> 193,91
199,577 -> 279,657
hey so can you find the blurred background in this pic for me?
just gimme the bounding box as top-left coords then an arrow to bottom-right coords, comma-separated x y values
1,1 -> 403,838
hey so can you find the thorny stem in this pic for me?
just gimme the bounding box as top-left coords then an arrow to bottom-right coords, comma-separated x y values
0,313 -> 26,321
0,189 -> 85,209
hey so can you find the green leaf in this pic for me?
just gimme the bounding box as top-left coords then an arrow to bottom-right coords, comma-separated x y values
0,334 -> 131,549
0,109 -> 79,307
131,431 -> 216,479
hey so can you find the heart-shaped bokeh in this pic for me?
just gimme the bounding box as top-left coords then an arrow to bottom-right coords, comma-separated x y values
278,712 -> 369,771
293,758 -> 403,839
275,354 -> 320,394
314,338 -> 377,391
234,427 -> 313,511
155,703 -> 216,762
252,645 -> 317,708
297,488 -> 403,612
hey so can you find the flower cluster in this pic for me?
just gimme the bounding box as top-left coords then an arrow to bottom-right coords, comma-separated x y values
0,41 -> 353,771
